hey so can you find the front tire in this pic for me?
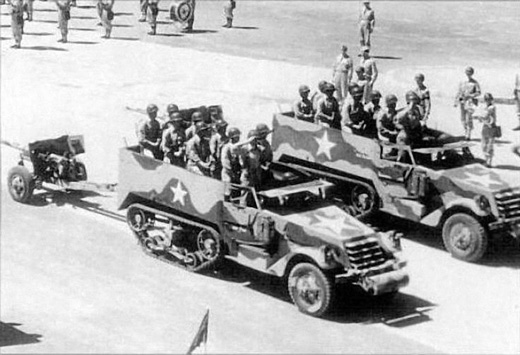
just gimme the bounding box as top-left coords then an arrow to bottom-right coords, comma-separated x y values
7,166 -> 34,203
442,213 -> 488,262
287,262 -> 334,317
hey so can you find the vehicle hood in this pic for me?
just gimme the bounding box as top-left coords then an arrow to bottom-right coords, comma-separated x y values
437,164 -> 520,193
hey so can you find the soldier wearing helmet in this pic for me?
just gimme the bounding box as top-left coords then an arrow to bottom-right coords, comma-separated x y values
186,121 -> 212,176
395,91 -> 424,147
137,104 -> 163,160
255,123 -> 273,165
161,112 -> 186,167
359,1 -> 375,48
413,73 -> 431,124
332,45 -> 354,104
455,66 -> 481,140
240,129 -> 263,191
315,83 -> 342,129
209,119 -> 229,179
377,94 -> 399,143
293,85 -> 315,123
185,111 -> 204,141
351,65 -> 369,104
342,85 -> 369,136
221,127 -> 242,201
360,47 -> 378,103
363,90 -> 382,138
473,93 -> 497,167
166,103 -> 180,116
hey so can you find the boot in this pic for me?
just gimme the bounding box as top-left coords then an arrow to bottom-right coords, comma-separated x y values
138,13 -> 146,22
222,18 -> 232,28
148,26 -> 156,35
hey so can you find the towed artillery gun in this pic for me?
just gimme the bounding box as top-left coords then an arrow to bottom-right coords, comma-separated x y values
118,144 -> 408,317
3,135 -> 115,203
272,113 -> 520,262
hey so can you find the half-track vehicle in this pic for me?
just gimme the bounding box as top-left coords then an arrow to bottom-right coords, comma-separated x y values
4,135 -> 114,203
272,112 -> 520,262
118,145 -> 409,317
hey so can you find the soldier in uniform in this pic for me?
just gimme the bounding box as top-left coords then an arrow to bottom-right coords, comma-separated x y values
183,0 -> 195,32
23,0 -> 34,21
147,0 -> 159,35
185,111 -> 204,141
454,66 -> 481,141
161,112 -> 186,167
221,127 -> 242,201
139,0 -> 148,22
474,93 -> 497,167
137,104 -> 163,160
256,123 -> 273,184
342,86 -> 369,136
351,66 -> 368,104
414,73 -> 431,124
240,130 -> 262,190
99,0 -> 115,39
10,0 -> 24,49
364,90 -> 382,138
377,94 -> 399,143
395,91 -> 424,147
222,0 -> 236,28
513,75 -> 520,131
332,45 -> 354,105
315,83 -> 342,130
360,47 -> 378,104
209,119 -> 229,179
186,122 -> 213,176
311,80 -> 328,112
359,1 -> 375,48
293,85 -> 315,122
55,0 -> 72,43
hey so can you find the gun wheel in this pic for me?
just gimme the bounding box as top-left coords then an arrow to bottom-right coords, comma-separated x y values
288,263 -> 334,317
442,213 -> 488,262
7,166 -> 34,203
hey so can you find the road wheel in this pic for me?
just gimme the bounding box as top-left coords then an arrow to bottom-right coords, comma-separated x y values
350,184 -> 378,219
287,262 -> 334,317
194,229 -> 225,272
7,166 -> 34,203
127,205 -> 152,232
442,213 -> 488,262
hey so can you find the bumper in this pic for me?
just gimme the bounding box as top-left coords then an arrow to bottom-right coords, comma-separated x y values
488,217 -> 520,238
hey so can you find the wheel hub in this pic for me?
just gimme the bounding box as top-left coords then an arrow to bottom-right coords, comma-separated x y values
452,224 -> 472,251
296,274 -> 322,310
11,176 -> 25,197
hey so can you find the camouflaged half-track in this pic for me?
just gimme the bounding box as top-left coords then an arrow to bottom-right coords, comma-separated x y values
272,112 -> 520,263
118,145 -> 408,317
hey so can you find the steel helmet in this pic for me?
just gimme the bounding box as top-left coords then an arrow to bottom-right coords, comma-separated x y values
227,127 -> 241,139
215,119 -> 228,129
465,66 -> 475,75
351,86 -> 364,98
255,123 -> 271,137
168,112 -> 183,123
247,129 -> 260,139
484,92 -> 494,101
195,121 -> 211,134
299,84 -> 311,94
146,104 -> 159,114
370,90 -> 382,100
191,111 -> 203,122
414,73 -> 425,81
323,83 -> 336,93
166,104 -> 179,115
405,90 -> 420,103
385,94 -> 398,105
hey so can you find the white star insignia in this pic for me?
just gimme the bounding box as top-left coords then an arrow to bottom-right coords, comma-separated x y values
315,130 -> 336,160
311,214 -> 361,236
170,181 -> 187,206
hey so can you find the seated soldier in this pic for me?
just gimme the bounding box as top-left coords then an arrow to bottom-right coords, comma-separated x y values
221,127 -> 242,201
137,104 -> 163,160
185,111 -> 204,141
395,91 -> 424,147
341,86 -> 369,136
209,119 -> 229,179
239,130 -> 263,206
161,112 -> 186,167
364,90 -> 382,139
186,122 -> 213,176
293,85 -> 315,122
314,83 -> 342,129
377,94 -> 399,143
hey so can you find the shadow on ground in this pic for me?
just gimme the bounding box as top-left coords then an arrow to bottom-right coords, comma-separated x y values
23,32 -> 53,36
231,26 -> 259,30
0,322 -> 42,348
22,45 -> 67,51
206,260 -> 434,326
69,27 -> 97,32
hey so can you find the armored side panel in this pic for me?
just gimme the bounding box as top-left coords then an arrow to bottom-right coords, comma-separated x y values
118,146 -> 224,224
272,113 -> 384,192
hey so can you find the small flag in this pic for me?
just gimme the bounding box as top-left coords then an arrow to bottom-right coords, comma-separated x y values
186,309 -> 209,354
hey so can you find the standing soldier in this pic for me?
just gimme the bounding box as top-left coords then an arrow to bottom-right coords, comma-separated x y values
332,45 -> 354,105
359,1 -> 375,48
474,93 -> 497,167
513,74 -> 520,131
377,94 -> 399,143
137,104 -> 163,160
255,123 -> 273,184
221,127 -> 242,201
395,91 -> 424,147
360,46 -> 378,103
10,0 -> 24,49
186,122 -> 213,176
413,73 -> 431,125
454,66 -> 481,141
147,0 -> 159,35
55,0 -> 72,43
161,112 -> 186,167
222,0 -> 235,28
139,0 -> 148,22
364,90 -> 382,138
183,0 -> 195,32
240,130 -> 263,190
315,83 -> 342,129
99,0 -> 114,39
209,119 -> 229,179
185,111 -> 204,141
23,0 -> 34,21
293,85 -> 315,123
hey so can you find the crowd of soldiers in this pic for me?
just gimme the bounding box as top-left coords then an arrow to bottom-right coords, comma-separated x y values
137,104 -> 272,201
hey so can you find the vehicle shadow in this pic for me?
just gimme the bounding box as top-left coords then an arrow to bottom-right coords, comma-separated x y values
493,164 -> 520,171
207,260 -> 434,326
22,46 -> 68,51
0,322 -> 42,348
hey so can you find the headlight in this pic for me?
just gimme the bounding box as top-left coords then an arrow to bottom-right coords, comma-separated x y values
474,195 -> 491,212
379,231 -> 402,254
